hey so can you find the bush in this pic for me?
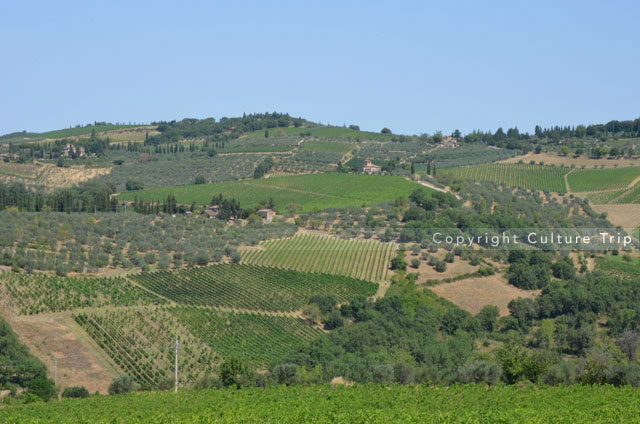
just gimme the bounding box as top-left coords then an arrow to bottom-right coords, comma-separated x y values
324,309 -> 344,330
26,376 -> 56,401
410,258 -> 420,269
108,375 -> 139,395
194,175 -> 206,185
62,386 -> 89,398
309,294 -> 338,315
219,358 -> 247,387
125,179 -> 144,191
456,360 -> 502,385
271,363 -> 300,386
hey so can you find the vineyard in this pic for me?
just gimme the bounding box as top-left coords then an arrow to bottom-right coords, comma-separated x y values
173,307 -> 324,367
242,234 -> 395,282
73,307 -> 214,389
130,263 -> 377,312
73,306 -> 323,388
415,144 -> 518,169
3,384 -> 640,423
0,273 -> 161,315
568,166 -> 640,193
440,163 -> 569,192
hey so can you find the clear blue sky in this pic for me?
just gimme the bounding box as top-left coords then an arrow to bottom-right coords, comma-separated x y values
1,0 -> 639,136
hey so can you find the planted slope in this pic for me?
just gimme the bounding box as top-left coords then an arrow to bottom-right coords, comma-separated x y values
0,273 -> 162,315
130,264 -> 377,312
74,308 -> 215,389
440,163 -> 568,192
242,234 -> 395,282
173,307 -> 324,367
568,166 -> 640,192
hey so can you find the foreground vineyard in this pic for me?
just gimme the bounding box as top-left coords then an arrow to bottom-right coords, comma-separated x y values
441,163 -> 568,192
242,234 -> 395,282
3,384 -> 640,423
131,264 -> 377,312
0,273 -> 162,315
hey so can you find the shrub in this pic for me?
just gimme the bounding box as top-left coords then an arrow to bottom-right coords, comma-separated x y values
108,375 -> 139,395
26,376 -> 57,402
271,364 -> 300,386
456,360 -> 502,385
62,386 -> 89,398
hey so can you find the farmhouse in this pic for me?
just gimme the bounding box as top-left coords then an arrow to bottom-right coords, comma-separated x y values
201,205 -> 219,219
362,160 -> 382,174
257,208 -> 276,223
441,136 -> 460,148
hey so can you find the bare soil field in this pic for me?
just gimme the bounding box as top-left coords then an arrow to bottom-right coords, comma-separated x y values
0,161 -> 110,189
413,252 -> 478,283
591,204 -> 640,230
501,153 -> 640,168
428,274 -> 539,316
4,311 -> 120,394
103,126 -> 160,143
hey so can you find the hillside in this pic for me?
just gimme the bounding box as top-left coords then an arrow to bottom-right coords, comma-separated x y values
117,174 -> 428,212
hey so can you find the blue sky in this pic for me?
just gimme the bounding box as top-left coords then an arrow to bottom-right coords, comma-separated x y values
1,0 -> 639,136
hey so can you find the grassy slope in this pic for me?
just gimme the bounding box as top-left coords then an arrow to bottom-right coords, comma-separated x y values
299,140 -> 355,153
568,166 -> 640,192
1,125 -> 138,143
118,174 -> 427,212
2,384 -> 640,423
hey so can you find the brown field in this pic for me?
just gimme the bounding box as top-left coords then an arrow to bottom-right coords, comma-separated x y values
4,311 -> 120,394
0,161 -> 110,189
105,126 -> 160,143
591,204 -> 640,230
501,152 -> 640,168
428,274 -> 539,316
413,251 -> 478,283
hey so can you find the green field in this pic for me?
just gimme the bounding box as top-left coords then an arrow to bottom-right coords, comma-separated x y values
440,163 -> 569,192
3,384 -> 640,423
242,234 -> 394,282
118,174 -> 427,212
130,263 -> 377,312
299,140 -> 354,153
567,166 -> 640,192
220,144 -> 294,153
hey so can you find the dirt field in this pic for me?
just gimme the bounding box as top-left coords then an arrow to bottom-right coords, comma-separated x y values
5,311 -> 120,394
501,153 -> 640,168
591,204 -> 640,230
428,274 -> 539,316
0,161 -> 110,189
104,126 -> 160,143
413,251 -> 478,283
